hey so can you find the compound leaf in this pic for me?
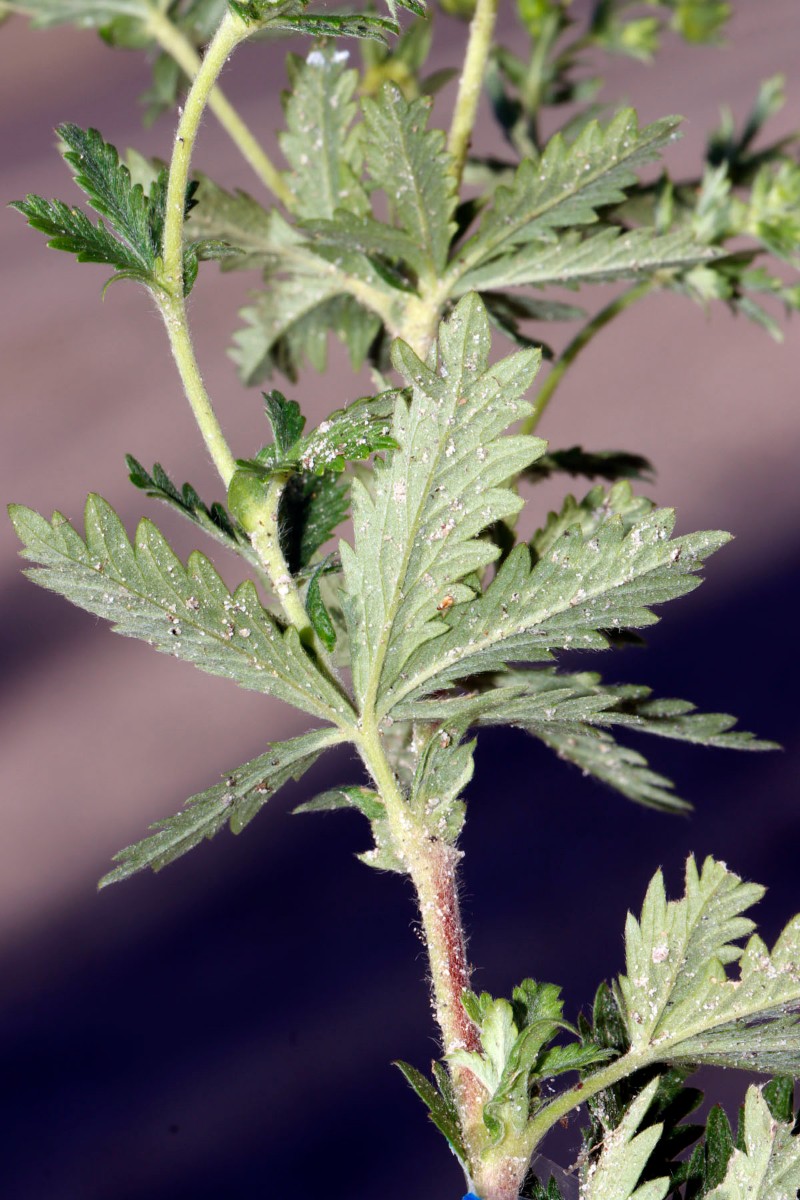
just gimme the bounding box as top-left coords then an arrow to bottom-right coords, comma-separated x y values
100,726 -> 343,886
455,110 -> 682,277
9,497 -> 350,723
388,498 -> 729,716
616,856 -> 800,1073
340,293 -> 545,710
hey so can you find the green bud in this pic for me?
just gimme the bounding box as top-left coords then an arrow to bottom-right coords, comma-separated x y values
227,470 -> 271,535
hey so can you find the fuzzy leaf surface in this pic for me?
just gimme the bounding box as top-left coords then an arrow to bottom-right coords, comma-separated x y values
617,856 -> 800,1073
457,227 -> 717,293
387,502 -> 729,715
280,49 -> 369,220
101,727 -> 343,886
10,497 -> 350,722
454,111 -> 682,277
12,124 -> 200,293
339,293 -> 545,710
583,1078 -> 669,1200
125,455 -> 259,566
361,84 -> 457,278
704,1086 -> 800,1200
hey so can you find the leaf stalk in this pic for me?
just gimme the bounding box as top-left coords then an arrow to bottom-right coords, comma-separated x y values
521,278 -> 656,434
447,0 -> 500,190
145,6 -> 293,208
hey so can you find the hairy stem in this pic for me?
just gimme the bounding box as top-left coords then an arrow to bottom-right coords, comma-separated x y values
447,0 -> 500,189
521,278 -> 656,434
157,10 -> 314,648
358,721 -> 487,1163
146,7 -> 293,208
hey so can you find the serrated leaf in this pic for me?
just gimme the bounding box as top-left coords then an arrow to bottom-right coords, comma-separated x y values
293,785 -> 383,819
9,497 -> 351,723
408,724 -> 474,844
616,856 -> 800,1073
230,213 -> 392,383
705,1086 -> 800,1200
531,482 -> 655,563
452,979 -> 610,1144
457,227 -> 718,294
186,176 -> 275,270
340,294 -> 545,711
306,559 -> 337,650
263,390 -> 306,457
125,455 -> 259,566
454,111 -> 683,279
100,727 -> 343,886
583,1078 -> 669,1200
761,1077 -> 795,1126
280,48 -> 369,220
12,125 -> 199,294
280,471 -> 350,575
361,84 -> 457,279
301,211 -> 433,283
388,503 -> 730,716
394,1060 -> 469,1170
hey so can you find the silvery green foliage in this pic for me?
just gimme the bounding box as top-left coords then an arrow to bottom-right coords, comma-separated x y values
616,856 -> 800,1073
581,1078 -> 669,1200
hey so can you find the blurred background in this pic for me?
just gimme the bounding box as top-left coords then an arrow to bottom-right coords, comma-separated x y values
1,3 -> 798,1197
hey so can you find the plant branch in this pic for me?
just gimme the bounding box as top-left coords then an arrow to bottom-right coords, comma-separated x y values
145,7 -> 293,208
357,719 -> 487,1165
520,278 -> 656,434
447,0 -> 500,190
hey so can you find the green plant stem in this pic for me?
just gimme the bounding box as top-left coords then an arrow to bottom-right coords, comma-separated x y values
357,719 -> 487,1165
520,12 -> 560,151
447,0 -> 500,189
520,278 -> 656,434
157,11 -> 248,488
156,11 -> 313,648
145,7 -> 293,209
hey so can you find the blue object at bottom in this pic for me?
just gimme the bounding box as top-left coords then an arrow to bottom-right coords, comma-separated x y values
463,1194 -> 482,1199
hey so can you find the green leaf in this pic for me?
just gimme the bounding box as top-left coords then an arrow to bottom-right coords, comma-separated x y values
616,856 -> 800,1073
705,1086 -> 800,1200
394,1060 -> 469,1170
229,212 -> 392,383
361,84 -> 457,278
457,227 -> 718,294
100,727 -> 343,886
761,1077 -> 795,1126
582,1078 -> 669,1200
451,980 -> 610,1144
407,724 -> 474,844
388,501 -> 730,716
263,390 -> 306,457
9,0 -> 151,27
455,111 -> 683,277
9,497 -> 351,723
339,293 -> 545,711
280,48 -> 369,220
11,124 -> 200,295
280,471 -> 350,575
186,176 -> 275,270
305,559 -> 337,650
125,455 -> 259,565
530,481 -> 655,563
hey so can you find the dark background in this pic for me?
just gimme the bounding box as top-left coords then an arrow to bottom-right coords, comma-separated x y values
1,4 -> 798,1198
